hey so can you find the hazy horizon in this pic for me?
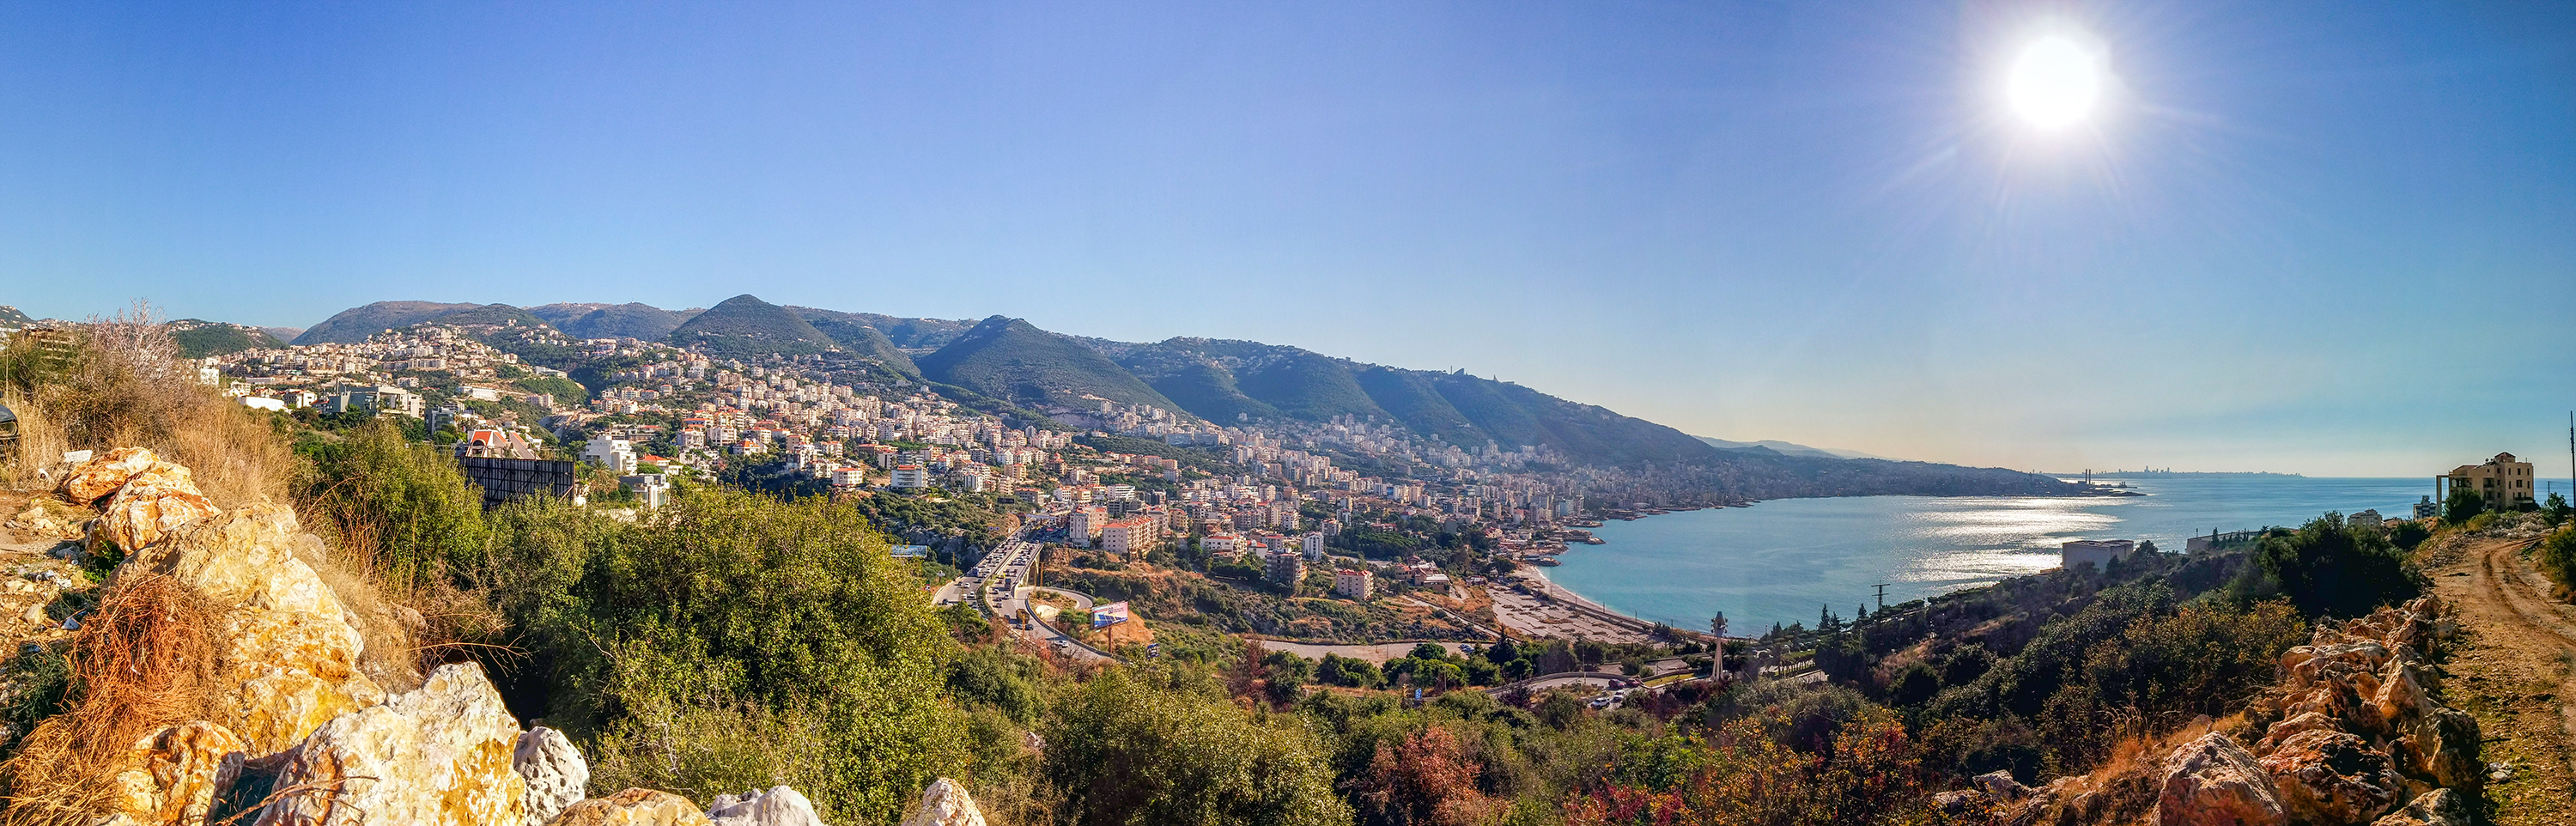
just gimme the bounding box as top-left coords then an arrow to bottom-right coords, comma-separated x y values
3,2 -> 2570,479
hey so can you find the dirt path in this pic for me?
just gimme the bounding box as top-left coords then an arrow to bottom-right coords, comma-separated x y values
2432,535 -> 2576,824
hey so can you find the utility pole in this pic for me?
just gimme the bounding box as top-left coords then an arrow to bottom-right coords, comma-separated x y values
1873,583 -> 1889,614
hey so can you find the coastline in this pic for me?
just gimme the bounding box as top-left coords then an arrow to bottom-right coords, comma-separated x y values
1516,565 -> 1672,636
1531,477 -> 2434,631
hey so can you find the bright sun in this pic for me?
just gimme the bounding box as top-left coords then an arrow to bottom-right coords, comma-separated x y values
2007,35 -> 2102,131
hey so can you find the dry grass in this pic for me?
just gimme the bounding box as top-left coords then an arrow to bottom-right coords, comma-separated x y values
0,575 -> 221,825
1,305 -> 292,505
0,303 -> 434,760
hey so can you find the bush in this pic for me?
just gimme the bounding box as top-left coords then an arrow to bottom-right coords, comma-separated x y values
2235,513 -> 2426,617
295,421 -> 489,588
1042,668 -> 1350,826
466,488 -> 969,823
2537,526 -> 2576,593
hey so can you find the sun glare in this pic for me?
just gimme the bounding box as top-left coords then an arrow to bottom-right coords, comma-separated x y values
2007,35 -> 2102,131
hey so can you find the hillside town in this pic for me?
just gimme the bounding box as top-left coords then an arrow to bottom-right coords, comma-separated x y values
184,322 -> 1648,623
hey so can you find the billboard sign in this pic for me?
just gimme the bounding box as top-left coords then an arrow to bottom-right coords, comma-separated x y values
1093,601 -> 1130,628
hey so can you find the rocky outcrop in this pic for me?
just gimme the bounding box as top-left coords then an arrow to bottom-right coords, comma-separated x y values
899,778 -> 987,826
2211,596 -> 2474,826
518,726 -> 591,826
135,504 -> 385,757
52,447 -> 221,552
254,662 -> 526,826
2155,732 -> 2286,826
2257,730 -> 2402,825
110,720 -> 248,826
1977,597 -> 2478,826
706,786 -> 826,826
58,447 -> 169,504
548,788 -> 715,826
2367,788 -> 2469,826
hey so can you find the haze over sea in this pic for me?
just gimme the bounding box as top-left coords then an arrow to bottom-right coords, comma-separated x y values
1540,477 -> 2439,632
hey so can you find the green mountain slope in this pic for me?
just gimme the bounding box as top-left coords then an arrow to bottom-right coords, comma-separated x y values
916,317 -> 1181,411
167,319 -> 285,358
788,307 -> 922,375
292,301 -> 485,344
529,302 -> 703,340
787,307 -> 974,350
1118,346 -> 1280,424
1351,367 -> 1481,444
429,304 -> 553,331
0,306 -> 33,331
665,295 -> 841,358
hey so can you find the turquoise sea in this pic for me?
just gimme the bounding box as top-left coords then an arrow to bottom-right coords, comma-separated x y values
1540,477 -> 2438,632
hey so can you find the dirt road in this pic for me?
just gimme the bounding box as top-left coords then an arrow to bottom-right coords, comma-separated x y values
2433,535 -> 2576,824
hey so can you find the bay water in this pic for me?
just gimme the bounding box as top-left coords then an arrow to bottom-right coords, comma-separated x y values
1540,477 -> 2436,632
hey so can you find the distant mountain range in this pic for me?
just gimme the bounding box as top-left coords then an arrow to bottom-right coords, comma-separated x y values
262,295 -> 2092,497
1695,436 -> 1892,462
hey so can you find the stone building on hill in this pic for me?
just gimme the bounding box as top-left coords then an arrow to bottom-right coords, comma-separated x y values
2440,452 -> 2537,510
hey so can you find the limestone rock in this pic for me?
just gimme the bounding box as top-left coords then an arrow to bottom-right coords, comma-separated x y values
2257,729 -> 2402,825
132,505 -> 383,756
900,778 -> 987,826
518,726 -> 591,826
548,789 -> 714,826
2256,712 -> 2341,756
2155,733 -> 2286,826
95,463 -> 219,551
254,663 -> 526,826
59,447 -> 164,504
2368,788 -> 2469,826
1972,769 -> 2031,801
2393,708 -> 2482,791
110,720 -> 248,826
706,786 -> 825,826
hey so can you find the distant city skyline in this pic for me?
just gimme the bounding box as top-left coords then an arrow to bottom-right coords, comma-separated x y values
1,2 -> 2569,478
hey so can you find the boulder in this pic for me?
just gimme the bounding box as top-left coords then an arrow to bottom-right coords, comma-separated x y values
2155,733 -> 2286,826
706,786 -> 826,826
2256,729 -> 2402,825
1972,769 -> 2032,800
517,726 -> 591,826
2392,708 -> 2482,791
900,778 -> 987,826
2255,712 -> 2341,756
2368,788 -> 2469,826
59,447 -> 165,503
131,506 -> 384,756
94,462 -> 219,551
109,720 -> 248,826
548,789 -> 714,826
254,663 -> 526,826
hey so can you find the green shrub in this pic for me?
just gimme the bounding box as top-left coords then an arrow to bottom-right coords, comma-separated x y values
2235,513 -> 2426,618
294,421 -> 489,587
2537,526 -> 2576,592
1042,667 -> 1349,826
467,488 -> 969,823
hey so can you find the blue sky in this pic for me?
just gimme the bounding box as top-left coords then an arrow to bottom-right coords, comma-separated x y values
2,1 -> 2569,478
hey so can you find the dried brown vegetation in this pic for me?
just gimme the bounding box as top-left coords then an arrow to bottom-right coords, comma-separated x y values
0,575 -> 220,824
0,304 -> 291,506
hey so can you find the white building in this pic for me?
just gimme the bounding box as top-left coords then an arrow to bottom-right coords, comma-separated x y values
890,465 -> 930,489
583,437 -> 637,474
620,473 -> 671,508
1300,531 -> 1327,561
2061,539 -> 2135,572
